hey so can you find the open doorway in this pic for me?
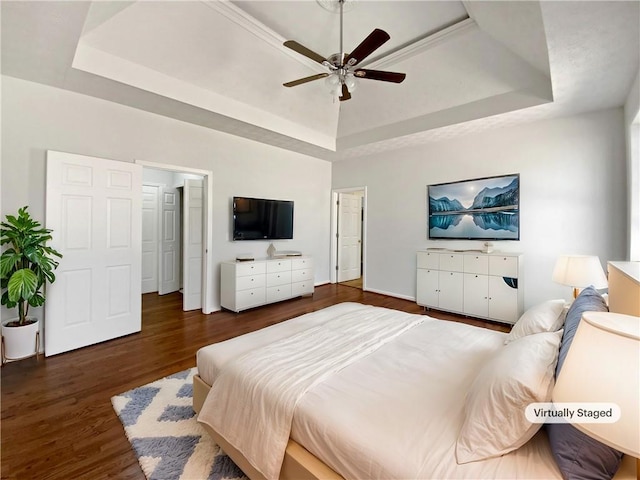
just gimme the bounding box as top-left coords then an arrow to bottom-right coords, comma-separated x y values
330,187 -> 367,289
141,169 -> 203,303
136,160 -> 214,314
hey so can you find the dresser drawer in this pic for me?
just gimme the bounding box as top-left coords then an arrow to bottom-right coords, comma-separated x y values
236,274 -> 265,291
464,254 -> 489,274
266,284 -> 291,303
267,259 -> 291,273
417,251 -> 439,269
292,280 -> 314,296
266,270 -> 291,287
291,268 -> 312,283
236,287 -> 266,310
235,262 -> 266,277
292,257 -> 313,270
489,255 -> 518,277
439,253 -> 464,272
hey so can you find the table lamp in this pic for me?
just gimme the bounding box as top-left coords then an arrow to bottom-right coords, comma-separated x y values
553,311 -> 640,478
552,255 -> 608,298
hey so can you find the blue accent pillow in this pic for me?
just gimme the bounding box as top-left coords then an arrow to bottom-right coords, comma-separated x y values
547,286 -> 623,479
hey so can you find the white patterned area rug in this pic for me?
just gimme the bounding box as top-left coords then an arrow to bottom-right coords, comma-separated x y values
112,367 -> 248,480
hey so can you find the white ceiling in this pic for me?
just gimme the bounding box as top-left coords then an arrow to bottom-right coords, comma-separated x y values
1,1 -> 638,161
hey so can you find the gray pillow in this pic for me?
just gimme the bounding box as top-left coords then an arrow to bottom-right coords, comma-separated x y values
547,286 -> 623,479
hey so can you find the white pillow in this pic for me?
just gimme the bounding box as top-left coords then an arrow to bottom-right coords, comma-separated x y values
504,299 -> 566,344
456,330 -> 562,464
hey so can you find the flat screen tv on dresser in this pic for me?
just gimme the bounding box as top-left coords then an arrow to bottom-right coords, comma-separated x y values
233,197 -> 294,241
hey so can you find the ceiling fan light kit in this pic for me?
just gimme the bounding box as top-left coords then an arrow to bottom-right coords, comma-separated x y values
283,0 -> 406,102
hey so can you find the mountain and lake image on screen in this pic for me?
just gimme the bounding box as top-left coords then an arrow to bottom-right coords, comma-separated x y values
428,174 -> 520,240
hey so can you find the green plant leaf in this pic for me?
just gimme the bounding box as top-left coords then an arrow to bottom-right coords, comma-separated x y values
28,292 -> 46,307
0,251 -> 21,278
1,290 -> 17,308
7,268 -> 38,302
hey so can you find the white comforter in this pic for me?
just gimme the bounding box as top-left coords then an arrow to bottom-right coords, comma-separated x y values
196,303 -> 563,480
291,313 -> 561,479
197,304 -> 425,480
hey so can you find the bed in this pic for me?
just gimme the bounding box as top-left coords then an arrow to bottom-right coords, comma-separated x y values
194,274 -> 639,480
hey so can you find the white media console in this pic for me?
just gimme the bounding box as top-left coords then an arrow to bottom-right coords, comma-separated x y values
220,256 -> 314,312
416,250 -> 523,324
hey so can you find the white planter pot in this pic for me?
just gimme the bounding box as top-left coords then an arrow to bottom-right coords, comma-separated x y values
2,318 -> 40,361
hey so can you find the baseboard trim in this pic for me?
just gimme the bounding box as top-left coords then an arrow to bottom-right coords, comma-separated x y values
363,287 -> 415,302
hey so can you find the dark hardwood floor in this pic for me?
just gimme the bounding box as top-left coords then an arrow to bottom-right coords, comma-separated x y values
1,284 -> 509,480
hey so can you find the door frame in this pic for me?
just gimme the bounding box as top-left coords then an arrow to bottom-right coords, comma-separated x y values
330,186 -> 367,287
136,160 -> 214,314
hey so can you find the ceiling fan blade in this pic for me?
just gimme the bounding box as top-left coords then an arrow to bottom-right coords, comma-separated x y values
339,84 -> 351,101
344,29 -> 390,66
354,69 -> 406,83
283,40 -> 328,65
283,73 -> 329,87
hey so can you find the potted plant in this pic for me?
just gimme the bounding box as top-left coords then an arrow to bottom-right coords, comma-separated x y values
1,207 -> 62,362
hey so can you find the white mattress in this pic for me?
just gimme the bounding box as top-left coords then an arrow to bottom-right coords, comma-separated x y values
197,303 -> 562,479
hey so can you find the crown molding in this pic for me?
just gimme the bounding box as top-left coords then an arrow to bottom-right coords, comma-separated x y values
201,1 -> 475,74
363,18 -> 477,70
201,0 -> 325,73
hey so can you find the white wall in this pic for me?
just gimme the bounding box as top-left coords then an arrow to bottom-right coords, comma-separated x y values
624,70 -> 639,261
1,76 -> 332,320
332,108 -> 627,308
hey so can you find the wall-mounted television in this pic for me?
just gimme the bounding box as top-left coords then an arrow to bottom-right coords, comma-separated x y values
427,173 -> 520,240
233,197 -> 294,241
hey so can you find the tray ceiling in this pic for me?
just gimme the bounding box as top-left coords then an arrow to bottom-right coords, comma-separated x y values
2,1 -> 638,161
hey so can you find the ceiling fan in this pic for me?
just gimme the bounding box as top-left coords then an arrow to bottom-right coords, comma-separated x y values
283,0 -> 406,101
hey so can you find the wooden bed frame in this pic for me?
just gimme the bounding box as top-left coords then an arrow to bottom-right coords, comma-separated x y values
194,262 -> 640,480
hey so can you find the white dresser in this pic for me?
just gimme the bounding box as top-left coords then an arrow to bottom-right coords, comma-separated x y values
416,250 -> 523,324
221,256 -> 314,312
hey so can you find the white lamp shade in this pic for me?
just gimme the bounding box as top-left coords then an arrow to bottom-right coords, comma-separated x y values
552,312 -> 640,457
552,255 -> 608,289
324,74 -> 340,89
345,73 -> 357,93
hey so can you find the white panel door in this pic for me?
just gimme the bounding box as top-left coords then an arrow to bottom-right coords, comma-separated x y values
158,186 -> 180,295
45,151 -> 142,356
141,184 -> 159,294
337,193 -> 362,282
183,179 -> 203,311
